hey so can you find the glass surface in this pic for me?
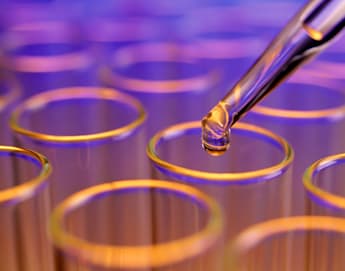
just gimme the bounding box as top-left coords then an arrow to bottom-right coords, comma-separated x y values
243,73 -> 345,215
0,146 -> 52,271
147,121 -> 293,246
50,179 -> 223,270
10,87 -> 147,205
228,216 -> 345,271
101,42 -> 220,139
304,153 -> 345,216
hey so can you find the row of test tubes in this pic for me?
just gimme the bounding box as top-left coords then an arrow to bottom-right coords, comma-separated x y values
0,1 -> 345,270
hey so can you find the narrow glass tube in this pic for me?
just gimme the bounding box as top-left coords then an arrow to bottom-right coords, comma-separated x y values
228,216 -> 345,270
100,41 -> 220,138
1,21 -> 97,99
0,145 -> 52,271
49,179 -> 223,270
243,74 -> 345,215
147,121 -> 293,244
304,153 -> 345,216
10,86 -> 147,205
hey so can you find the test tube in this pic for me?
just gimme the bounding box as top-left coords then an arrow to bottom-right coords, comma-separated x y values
85,17 -> 161,67
9,86 -> 147,205
242,72 -> 345,215
49,179 -> 223,271
0,72 -> 21,144
303,153 -> 345,217
227,216 -> 345,270
0,145 -> 53,271
0,21 -> 97,99
147,121 -> 293,243
100,41 -> 220,138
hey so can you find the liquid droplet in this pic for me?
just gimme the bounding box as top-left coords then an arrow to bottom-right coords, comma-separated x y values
201,103 -> 231,156
202,136 -> 230,156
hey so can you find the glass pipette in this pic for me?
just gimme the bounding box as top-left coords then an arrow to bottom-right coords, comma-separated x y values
201,0 -> 345,156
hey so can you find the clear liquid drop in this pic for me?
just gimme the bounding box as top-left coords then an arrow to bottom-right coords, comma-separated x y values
201,102 -> 231,156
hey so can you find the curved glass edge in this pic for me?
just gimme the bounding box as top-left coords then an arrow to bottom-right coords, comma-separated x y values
252,75 -> 345,121
303,153 -> 345,211
2,21 -> 93,72
0,145 -> 51,204
227,216 -> 345,270
9,86 -> 146,143
100,42 -> 221,94
147,121 -> 294,183
49,179 -> 223,268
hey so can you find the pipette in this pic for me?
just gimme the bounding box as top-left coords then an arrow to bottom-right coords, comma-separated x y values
201,0 -> 345,156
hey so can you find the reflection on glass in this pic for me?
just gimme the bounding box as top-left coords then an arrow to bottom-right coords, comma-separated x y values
304,153 -> 345,217
147,121 -> 293,247
243,72 -> 345,215
0,145 -> 52,271
100,41 -> 220,138
10,86 -> 147,205
49,179 -> 223,271
228,216 -> 345,271
1,21 -> 97,99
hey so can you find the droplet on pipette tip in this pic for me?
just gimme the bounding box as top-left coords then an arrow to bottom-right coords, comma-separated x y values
202,135 -> 230,156
201,109 -> 231,157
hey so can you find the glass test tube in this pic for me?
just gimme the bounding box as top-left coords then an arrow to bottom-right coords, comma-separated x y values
85,17 -> 161,67
147,121 -> 293,244
0,21 -> 97,99
0,145 -> 53,271
100,41 -> 220,138
304,153 -> 345,217
242,72 -> 345,215
227,216 -> 345,271
10,86 -> 148,205
0,73 -> 21,144
49,179 -> 223,271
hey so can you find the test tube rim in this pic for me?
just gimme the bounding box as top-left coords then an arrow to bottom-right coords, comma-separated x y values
303,152 -> 345,210
0,145 -> 51,204
9,86 -> 146,143
252,76 -> 345,120
2,20 -> 93,73
101,41 -> 220,94
147,121 -> 293,183
227,215 -> 345,269
49,179 -> 223,268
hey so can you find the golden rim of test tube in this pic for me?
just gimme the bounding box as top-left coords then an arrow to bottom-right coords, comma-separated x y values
49,179 -> 223,268
147,121 -> 293,182
100,41 -> 221,93
303,153 -> 345,210
252,74 -> 345,120
9,87 -> 146,143
3,21 -> 93,72
0,145 -> 51,204
227,215 -> 345,266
